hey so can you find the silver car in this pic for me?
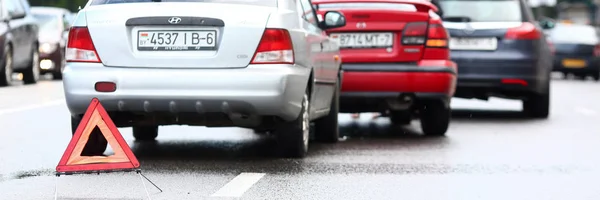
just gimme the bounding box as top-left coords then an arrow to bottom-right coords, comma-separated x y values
63,0 -> 347,158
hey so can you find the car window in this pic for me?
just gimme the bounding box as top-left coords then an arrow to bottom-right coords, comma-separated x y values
439,0 -> 523,22
298,0 -> 318,27
4,0 -> 25,16
317,2 -> 417,12
90,0 -> 276,6
32,13 -> 61,32
549,24 -> 599,44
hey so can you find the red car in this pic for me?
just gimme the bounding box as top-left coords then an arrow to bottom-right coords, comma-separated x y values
312,0 -> 457,136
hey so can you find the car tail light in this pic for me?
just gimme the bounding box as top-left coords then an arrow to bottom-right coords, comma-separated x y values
504,22 -> 541,40
66,27 -> 101,63
251,29 -> 294,64
594,44 -> 600,57
547,41 -> 555,55
402,22 -> 448,48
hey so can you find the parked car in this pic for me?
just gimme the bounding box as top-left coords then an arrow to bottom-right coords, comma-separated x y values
312,0 -> 457,136
0,0 -> 40,86
545,23 -> 600,80
31,6 -> 72,80
64,0 -> 346,158
439,0 -> 553,118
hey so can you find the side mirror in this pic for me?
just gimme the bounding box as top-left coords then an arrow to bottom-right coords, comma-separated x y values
9,12 -> 26,20
320,11 -> 346,30
539,20 -> 555,30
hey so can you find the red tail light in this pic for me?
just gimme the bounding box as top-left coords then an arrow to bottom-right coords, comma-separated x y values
504,23 -> 541,40
594,44 -> 600,57
547,41 -> 555,55
251,29 -> 294,64
402,22 -> 448,48
66,27 -> 101,63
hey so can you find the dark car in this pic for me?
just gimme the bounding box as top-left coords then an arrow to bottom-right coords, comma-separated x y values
439,0 -> 553,118
546,23 -> 600,80
31,7 -> 72,80
0,0 -> 40,86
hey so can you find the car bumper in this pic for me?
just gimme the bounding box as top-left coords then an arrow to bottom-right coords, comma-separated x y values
338,60 -> 457,113
451,58 -> 547,96
63,63 -> 310,122
552,56 -> 599,73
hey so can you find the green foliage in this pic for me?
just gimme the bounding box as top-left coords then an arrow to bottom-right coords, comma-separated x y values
28,0 -> 88,12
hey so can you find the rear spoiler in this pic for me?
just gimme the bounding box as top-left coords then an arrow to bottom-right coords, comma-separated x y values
311,0 -> 439,13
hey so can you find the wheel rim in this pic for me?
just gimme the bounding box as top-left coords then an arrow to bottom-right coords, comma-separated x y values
302,94 -> 310,148
4,50 -> 12,82
32,50 -> 40,81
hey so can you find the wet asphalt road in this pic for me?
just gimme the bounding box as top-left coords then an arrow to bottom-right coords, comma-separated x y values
2,74 -> 600,200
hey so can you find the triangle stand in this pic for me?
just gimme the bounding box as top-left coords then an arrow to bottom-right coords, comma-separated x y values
53,98 -> 163,199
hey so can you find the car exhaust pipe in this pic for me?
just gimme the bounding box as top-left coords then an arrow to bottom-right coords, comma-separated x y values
387,93 -> 415,110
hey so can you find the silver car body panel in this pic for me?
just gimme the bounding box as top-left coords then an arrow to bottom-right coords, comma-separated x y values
63,0 -> 342,125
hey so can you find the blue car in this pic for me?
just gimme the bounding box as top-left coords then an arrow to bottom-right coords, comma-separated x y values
546,23 -> 600,81
438,0 -> 553,118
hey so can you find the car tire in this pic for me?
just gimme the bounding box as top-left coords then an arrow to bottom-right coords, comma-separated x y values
591,71 -> 600,81
22,47 -> 40,85
523,90 -> 550,119
275,91 -> 310,158
0,45 -> 13,87
132,125 -> 159,141
314,81 -> 340,143
71,116 -> 108,156
390,111 -> 412,125
419,99 -> 450,137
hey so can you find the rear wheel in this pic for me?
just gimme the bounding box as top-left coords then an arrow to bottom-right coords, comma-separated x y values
22,48 -> 40,84
523,90 -> 550,119
419,99 -> 450,137
314,81 -> 340,143
132,125 -> 159,141
71,116 -> 108,156
0,45 -> 13,87
591,71 -> 600,81
52,55 -> 65,80
275,91 -> 310,158
390,111 -> 412,125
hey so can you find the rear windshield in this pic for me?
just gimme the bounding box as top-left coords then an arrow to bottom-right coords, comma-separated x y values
90,0 -> 276,6
317,2 -> 417,12
439,0 -> 523,22
549,24 -> 599,44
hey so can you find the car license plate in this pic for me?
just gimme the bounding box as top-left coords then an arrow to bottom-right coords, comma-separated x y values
562,59 -> 586,68
137,30 -> 217,51
330,32 -> 393,48
449,37 -> 497,50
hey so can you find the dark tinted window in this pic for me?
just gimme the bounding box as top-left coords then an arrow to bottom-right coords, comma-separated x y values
90,0 -> 276,6
549,24 -> 599,44
439,0 -> 522,22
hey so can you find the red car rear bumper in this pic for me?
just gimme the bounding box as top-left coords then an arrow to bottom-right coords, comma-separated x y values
341,60 -> 458,97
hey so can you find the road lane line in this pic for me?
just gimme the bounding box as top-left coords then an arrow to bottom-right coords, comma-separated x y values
574,107 -> 597,116
211,173 -> 266,197
0,100 -> 63,116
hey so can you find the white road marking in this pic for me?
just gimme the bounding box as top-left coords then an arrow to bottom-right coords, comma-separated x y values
574,107 -> 597,116
211,173 -> 266,197
0,100 -> 63,116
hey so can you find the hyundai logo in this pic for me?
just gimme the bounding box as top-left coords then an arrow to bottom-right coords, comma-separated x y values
168,17 -> 182,24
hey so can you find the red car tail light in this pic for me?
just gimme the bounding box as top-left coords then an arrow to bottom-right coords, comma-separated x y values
594,44 -> 600,57
402,22 -> 448,48
504,22 -> 541,40
250,28 -> 294,64
425,24 -> 449,48
66,27 -> 102,63
402,22 -> 428,45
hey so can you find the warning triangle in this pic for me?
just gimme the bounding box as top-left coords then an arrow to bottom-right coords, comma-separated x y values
56,98 -> 140,174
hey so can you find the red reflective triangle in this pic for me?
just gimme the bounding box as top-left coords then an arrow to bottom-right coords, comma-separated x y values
56,98 -> 140,173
